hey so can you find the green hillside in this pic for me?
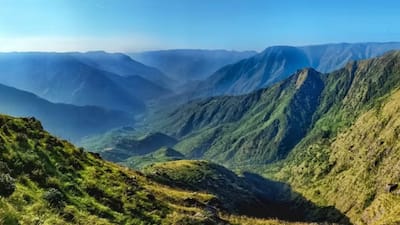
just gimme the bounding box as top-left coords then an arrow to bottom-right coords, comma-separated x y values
0,113 -> 327,225
79,51 -> 400,224
265,53 -> 400,224
153,68 -> 325,166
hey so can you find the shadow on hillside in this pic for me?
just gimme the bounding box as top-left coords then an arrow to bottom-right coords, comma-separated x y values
239,172 -> 351,225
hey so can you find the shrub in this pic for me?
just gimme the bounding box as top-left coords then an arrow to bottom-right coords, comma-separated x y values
0,173 -> 16,197
43,188 -> 64,208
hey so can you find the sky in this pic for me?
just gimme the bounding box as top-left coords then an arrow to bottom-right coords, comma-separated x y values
1,0 -> 400,52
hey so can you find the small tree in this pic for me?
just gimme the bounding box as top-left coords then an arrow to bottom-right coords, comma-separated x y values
0,173 -> 16,197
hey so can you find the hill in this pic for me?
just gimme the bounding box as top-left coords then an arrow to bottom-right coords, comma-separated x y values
0,114 -> 337,224
0,83 -> 132,142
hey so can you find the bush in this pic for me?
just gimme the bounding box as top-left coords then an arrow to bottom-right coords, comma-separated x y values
0,173 -> 16,197
43,188 -> 64,208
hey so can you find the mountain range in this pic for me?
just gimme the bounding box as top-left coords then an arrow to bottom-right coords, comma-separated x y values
0,52 -> 172,113
191,42 -> 400,97
3,42 -> 400,224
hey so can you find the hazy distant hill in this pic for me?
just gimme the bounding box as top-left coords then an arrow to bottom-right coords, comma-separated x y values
129,49 -> 256,83
0,83 -> 132,141
0,52 -> 173,113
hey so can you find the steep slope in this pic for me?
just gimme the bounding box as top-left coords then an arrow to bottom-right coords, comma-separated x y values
154,68 -> 324,166
265,51 -> 400,224
0,114 -> 324,225
193,42 -> 400,97
0,83 -> 132,142
129,49 -> 256,84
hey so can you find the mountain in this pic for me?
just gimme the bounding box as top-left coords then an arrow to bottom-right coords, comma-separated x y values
71,51 -> 173,87
0,83 -> 132,142
0,52 -> 172,113
152,68 -> 324,165
0,114 -> 340,224
266,51 -> 400,224
193,42 -> 400,97
129,49 -> 257,84
136,51 -> 400,224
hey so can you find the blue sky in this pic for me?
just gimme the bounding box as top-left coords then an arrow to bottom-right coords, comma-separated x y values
1,0 -> 399,52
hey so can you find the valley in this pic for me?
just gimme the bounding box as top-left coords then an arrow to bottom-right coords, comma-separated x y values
3,1 -> 400,224
78,50 -> 400,224
2,41 -> 400,225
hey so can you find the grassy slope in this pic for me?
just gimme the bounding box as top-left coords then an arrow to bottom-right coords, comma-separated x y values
0,114 -> 315,225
